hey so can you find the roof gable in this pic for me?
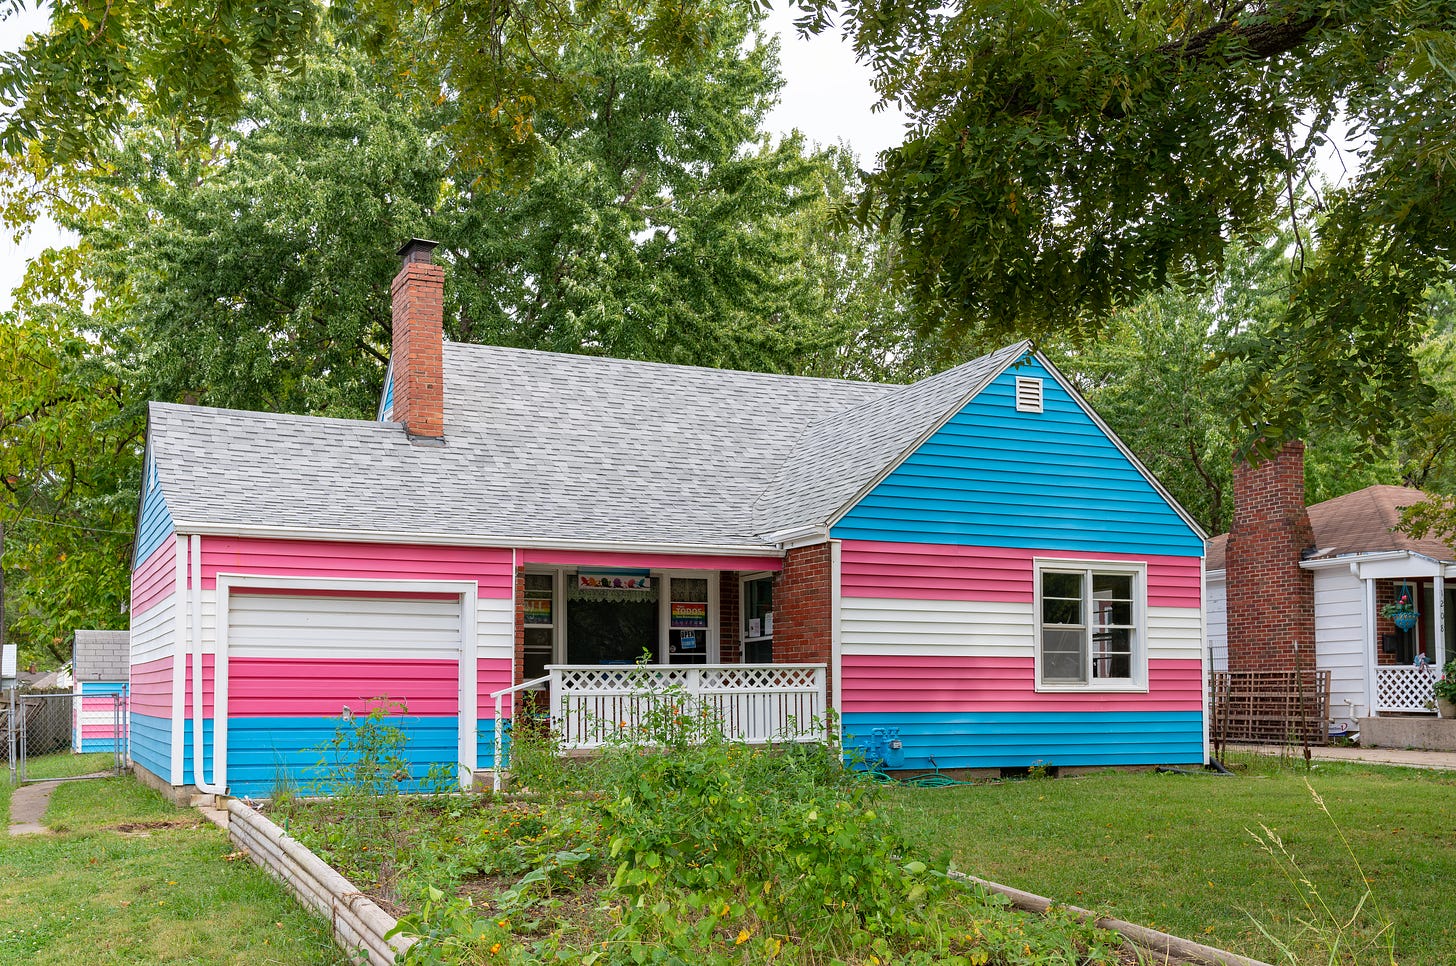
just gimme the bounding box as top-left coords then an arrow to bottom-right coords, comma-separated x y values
830,354 -> 1206,556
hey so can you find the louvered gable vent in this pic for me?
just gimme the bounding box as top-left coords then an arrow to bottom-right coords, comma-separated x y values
1014,376 -> 1043,413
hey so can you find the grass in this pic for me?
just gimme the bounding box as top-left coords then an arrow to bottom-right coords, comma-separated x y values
22,751 -> 118,781
882,753 -> 1456,965
0,774 -> 349,965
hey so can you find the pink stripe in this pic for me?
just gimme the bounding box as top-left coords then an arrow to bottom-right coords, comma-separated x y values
129,657 -> 173,717
201,537 -> 515,598
841,656 -> 1203,713
81,696 -> 124,712
477,660 -> 516,720
520,549 -> 782,572
840,540 -> 1201,607
182,654 -> 215,719
131,533 -> 177,616
228,658 -> 457,717
80,724 -> 124,738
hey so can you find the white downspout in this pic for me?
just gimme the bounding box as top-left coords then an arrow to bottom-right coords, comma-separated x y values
191,534 -> 224,795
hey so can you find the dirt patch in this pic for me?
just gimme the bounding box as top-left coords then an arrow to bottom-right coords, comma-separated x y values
109,819 -> 203,835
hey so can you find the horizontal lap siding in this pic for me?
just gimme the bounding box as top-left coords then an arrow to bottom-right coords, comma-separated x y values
224,591 -> 464,798
521,550 -> 782,572
1207,577 -> 1228,673
130,711 -> 171,782
831,358 -> 1203,557
200,537 -> 515,598
841,541 -> 1200,607
133,461 -> 175,567
75,683 -> 128,753
228,716 -> 457,798
840,711 -> 1204,768
132,535 -> 178,615
1314,567 -> 1368,719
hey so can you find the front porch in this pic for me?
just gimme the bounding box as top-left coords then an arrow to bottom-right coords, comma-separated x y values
1365,569 -> 1454,715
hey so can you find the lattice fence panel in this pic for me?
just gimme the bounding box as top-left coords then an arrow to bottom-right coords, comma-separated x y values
1375,666 -> 1438,713
1209,670 -> 1331,747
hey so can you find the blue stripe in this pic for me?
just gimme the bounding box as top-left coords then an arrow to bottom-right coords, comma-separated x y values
78,738 -> 124,753
181,718 -> 216,788
129,711 -> 172,783
79,681 -> 129,696
832,357 -> 1203,556
132,452 -> 175,566
841,711 -> 1204,769
379,370 -> 394,421
226,715 -> 459,798
476,719 -> 508,770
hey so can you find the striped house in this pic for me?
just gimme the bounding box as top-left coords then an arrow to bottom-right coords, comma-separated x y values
129,240 -> 1208,801
72,629 -> 129,754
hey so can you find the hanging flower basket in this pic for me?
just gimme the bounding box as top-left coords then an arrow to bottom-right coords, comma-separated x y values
1380,590 -> 1420,631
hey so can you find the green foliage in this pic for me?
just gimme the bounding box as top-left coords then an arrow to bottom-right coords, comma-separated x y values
0,294 -> 140,666
784,0 -> 1456,442
1433,661 -> 1456,704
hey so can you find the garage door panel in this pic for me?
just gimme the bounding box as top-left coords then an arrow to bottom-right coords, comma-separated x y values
229,658 -> 459,717
227,716 -> 459,796
228,594 -> 462,661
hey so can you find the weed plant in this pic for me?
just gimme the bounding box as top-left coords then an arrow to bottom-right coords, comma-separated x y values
380,687 -> 1124,965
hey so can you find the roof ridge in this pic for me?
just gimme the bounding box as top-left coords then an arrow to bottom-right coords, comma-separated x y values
443,342 -> 903,389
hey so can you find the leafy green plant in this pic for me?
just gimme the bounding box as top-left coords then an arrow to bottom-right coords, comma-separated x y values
1432,660 -> 1456,705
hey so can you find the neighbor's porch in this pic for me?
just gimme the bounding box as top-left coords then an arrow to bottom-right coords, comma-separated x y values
1360,564 -> 1454,715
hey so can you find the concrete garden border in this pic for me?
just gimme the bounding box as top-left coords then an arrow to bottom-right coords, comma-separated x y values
223,794 -> 1271,966
949,870 -> 1273,966
225,799 -> 414,966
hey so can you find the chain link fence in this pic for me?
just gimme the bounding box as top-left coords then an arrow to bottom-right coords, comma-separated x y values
5,689 -> 127,784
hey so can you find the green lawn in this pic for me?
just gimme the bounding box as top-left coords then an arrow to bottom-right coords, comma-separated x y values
22,750 -> 118,781
882,753 -> 1456,966
0,775 -> 348,965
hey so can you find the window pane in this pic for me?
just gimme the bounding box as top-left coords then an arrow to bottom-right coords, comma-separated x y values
1091,628 -> 1132,679
1094,600 -> 1132,627
1042,629 -> 1085,682
1042,598 -> 1083,625
1092,572 -> 1132,600
524,573 -> 553,593
1042,571 -> 1083,600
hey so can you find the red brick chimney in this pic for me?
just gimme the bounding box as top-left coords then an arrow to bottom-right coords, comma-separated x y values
1226,440 -> 1316,672
390,239 -> 445,439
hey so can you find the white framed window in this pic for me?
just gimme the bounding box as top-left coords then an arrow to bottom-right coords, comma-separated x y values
1034,560 -> 1146,691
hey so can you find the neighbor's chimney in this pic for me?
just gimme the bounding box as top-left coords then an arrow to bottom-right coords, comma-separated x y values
390,238 -> 445,440
1226,440 -> 1315,673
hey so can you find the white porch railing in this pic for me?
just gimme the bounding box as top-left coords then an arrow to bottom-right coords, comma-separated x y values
1375,665 -> 1439,714
549,663 -> 828,750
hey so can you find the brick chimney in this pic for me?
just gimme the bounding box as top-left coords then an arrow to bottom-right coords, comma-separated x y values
390,238 -> 445,440
1226,440 -> 1316,672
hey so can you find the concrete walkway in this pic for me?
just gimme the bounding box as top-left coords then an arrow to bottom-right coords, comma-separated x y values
6,772 -> 112,835
1227,743 -> 1456,771
7,779 -> 63,835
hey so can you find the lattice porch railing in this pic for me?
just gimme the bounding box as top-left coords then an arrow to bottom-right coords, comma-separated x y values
547,664 -> 828,749
1376,665 -> 1439,714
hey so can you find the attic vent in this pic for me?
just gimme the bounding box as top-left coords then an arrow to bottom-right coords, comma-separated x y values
1014,377 -> 1044,413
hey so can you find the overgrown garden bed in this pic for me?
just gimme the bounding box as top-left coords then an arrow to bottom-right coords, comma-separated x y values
272,705 -> 1137,965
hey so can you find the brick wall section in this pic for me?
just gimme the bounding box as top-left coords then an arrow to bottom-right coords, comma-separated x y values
773,543 -> 833,700
389,246 -> 445,439
1226,441 -> 1316,672
718,572 -> 741,664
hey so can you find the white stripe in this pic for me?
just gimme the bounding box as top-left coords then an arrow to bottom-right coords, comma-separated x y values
1147,606 -> 1204,661
130,596 -> 176,665
476,596 -> 515,661
842,597 -> 1034,657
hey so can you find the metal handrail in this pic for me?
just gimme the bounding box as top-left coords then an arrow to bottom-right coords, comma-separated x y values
489,675 -> 549,792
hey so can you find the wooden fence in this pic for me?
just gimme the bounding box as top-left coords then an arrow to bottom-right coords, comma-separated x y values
1209,670 -> 1331,748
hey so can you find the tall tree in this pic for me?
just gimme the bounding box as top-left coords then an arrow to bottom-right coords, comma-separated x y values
792,0 -> 1455,442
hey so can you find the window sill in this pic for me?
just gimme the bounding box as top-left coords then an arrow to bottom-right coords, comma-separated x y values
1034,682 -> 1149,694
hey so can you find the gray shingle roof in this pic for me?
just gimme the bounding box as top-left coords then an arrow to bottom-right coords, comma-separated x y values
72,630 -> 129,681
148,342 -> 1029,550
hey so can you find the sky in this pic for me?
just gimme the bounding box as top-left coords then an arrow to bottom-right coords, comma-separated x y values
0,5 -> 910,311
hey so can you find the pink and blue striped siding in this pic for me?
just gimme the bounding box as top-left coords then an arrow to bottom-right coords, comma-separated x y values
129,527 -> 177,783
832,357 -> 1205,770
74,682 -> 128,753
195,537 -> 515,797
